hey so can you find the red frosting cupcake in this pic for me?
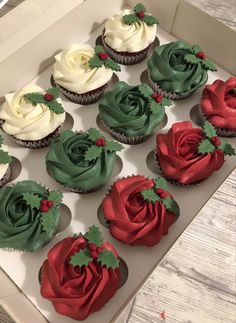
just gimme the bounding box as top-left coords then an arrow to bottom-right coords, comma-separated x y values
102,175 -> 180,246
156,121 -> 235,185
40,226 -> 121,320
200,77 -> 236,137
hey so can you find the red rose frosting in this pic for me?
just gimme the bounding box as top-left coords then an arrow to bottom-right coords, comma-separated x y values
201,77 -> 236,131
102,176 -> 179,246
40,231 -> 120,320
156,121 -> 225,184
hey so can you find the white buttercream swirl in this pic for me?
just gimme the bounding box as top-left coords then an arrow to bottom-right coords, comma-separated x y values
53,44 -> 113,94
104,9 -> 157,52
0,85 -> 65,140
0,144 -> 10,180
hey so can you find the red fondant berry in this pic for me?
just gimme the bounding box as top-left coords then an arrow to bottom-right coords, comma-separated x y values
89,243 -> 97,251
96,247 -> 103,254
90,251 -> 98,259
156,188 -> 169,199
47,200 -> 54,208
95,138 -> 106,146
40,205 -> 49,213
151,93 -> 163,103
137,11 -> 145,18
44,93 -> 54,101
211,136 -> 221,147
41,199 -> 48,205
196,51 -> 206,59
98,52 -> 108,60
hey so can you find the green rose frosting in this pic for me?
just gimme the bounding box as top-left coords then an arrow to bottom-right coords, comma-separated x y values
0,181 -> 62,252
147,40 -> 209,97
99,82 -> 168,137
46,129 -> 123,191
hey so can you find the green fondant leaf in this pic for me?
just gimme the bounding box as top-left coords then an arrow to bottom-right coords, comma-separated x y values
218,141 -> 235,156
134,3 -> 146,13
48,190 -> 63,206
162,198 -> 180,216
0,150 -> 12,164
203,121 -> 217,138
69,249 -> 92,267
201,58 -> 217,71
103,58 -> 121,71
154,177 -> 168,190
161,97 -> 172,107
23,192 -> 41,209
140,189 -> 160,204
149,101 -> 162,114
191,44 -> 202,54
47,100 -> 64,114
123,14 -> 139,25
184,53 -> 200,65
106,140 -> 124,153
46,87 -> 60,98
84,225 -> 103,246
88,56 -> 103,68
97,249 -> 119,269
94,45 -> 106,54
24,93 -> 45,106
87,128 -> 103,141
198,139 -> 215,154
40,209 -> 58,233
138,84 -> 153,98
143,14 -> 159,25
84,146 -> 102,161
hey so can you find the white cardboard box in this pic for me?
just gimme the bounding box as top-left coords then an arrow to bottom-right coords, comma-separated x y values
0,1 -> 235,322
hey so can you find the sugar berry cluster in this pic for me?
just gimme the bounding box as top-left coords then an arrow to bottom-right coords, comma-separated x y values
40,199 -> 54,213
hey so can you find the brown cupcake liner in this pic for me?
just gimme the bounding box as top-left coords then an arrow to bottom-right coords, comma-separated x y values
51,76 -> 108,105
99,114 -> 146,145
64,185 -> 101,194
199,105 -> 236,137
102,33 -> 152,65
0,166 -> 11,188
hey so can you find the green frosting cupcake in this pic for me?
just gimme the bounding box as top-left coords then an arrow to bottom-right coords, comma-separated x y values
148,41 -> 217,99
46,128 -> 124,192
99,82 -> 170,144
0,180 -> 63,252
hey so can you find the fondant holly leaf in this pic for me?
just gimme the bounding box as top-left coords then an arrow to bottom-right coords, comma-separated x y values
192,44 -> 202,54
184,54 -> 200,65
123,14 -> 139,25
162,198 -> 180,216
106,141 -> 124,153
149,101 -> 163,114
141,189 -> 160,204
143,14 -> 159,25
139,84 -> 153,98
84,146 -> 102,161
201,58 -> 217,71
23,192 -> 41,209
218,141 -> 235,156
24,93 -> 45,106
69,249 -> 92,267
46,87 -> 60,99
40,210 -> 58,234
84,225 -> 103,246
203,121 -> 217,138
87,128 -> 103,141
24,90 -> 64,114
94,45 -> 106,54
88,56 -> 103,68
104,58 -> 121,72
0,150 -> 12,164
161,97 -> 172,107
97,249 -> 119,269
47,100 -> 64,114
154,177 -> 168,190
134,3 -> 146,13
48,190 -> 63,206
198,139 -> 215,154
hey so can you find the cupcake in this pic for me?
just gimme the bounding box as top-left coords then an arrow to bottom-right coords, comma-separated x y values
46,128 -> 124,193
148,41 -> 217,99
102,175 -> 180,246
0,134 -> 12,187
156,121 -> 235,185
0,180 -> 63,251
40,225 -> 121,320
200,77 -> 236,137
102,3 -> 158,65
0,85 -> 65,149
99,82 -> 171,144
52,44 -> 121,104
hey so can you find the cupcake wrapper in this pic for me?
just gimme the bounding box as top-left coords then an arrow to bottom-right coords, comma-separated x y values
64,186 -> 100,194
0,167 -> 11,188
51,76 -> 107,105
102,33 -> 151,65
199,105 -> 236,137
99,115 -> 146,145
148,72 -> 192,100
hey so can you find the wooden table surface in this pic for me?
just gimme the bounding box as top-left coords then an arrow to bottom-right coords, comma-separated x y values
0,1 -> 235,323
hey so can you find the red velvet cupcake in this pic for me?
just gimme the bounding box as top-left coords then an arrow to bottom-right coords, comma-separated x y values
156,121 -> 235,185
102,175 -> 180,246
200,77 -> 236,137
40,226 -> 121,320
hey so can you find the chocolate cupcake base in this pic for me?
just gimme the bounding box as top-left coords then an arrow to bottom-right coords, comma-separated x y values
0,167 -> 11,188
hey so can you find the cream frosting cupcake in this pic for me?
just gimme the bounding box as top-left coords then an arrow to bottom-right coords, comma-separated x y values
0,135 -> 12,187
0,85 -> 65,149
52,44 -> 121,105
102,3 -> 158,65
